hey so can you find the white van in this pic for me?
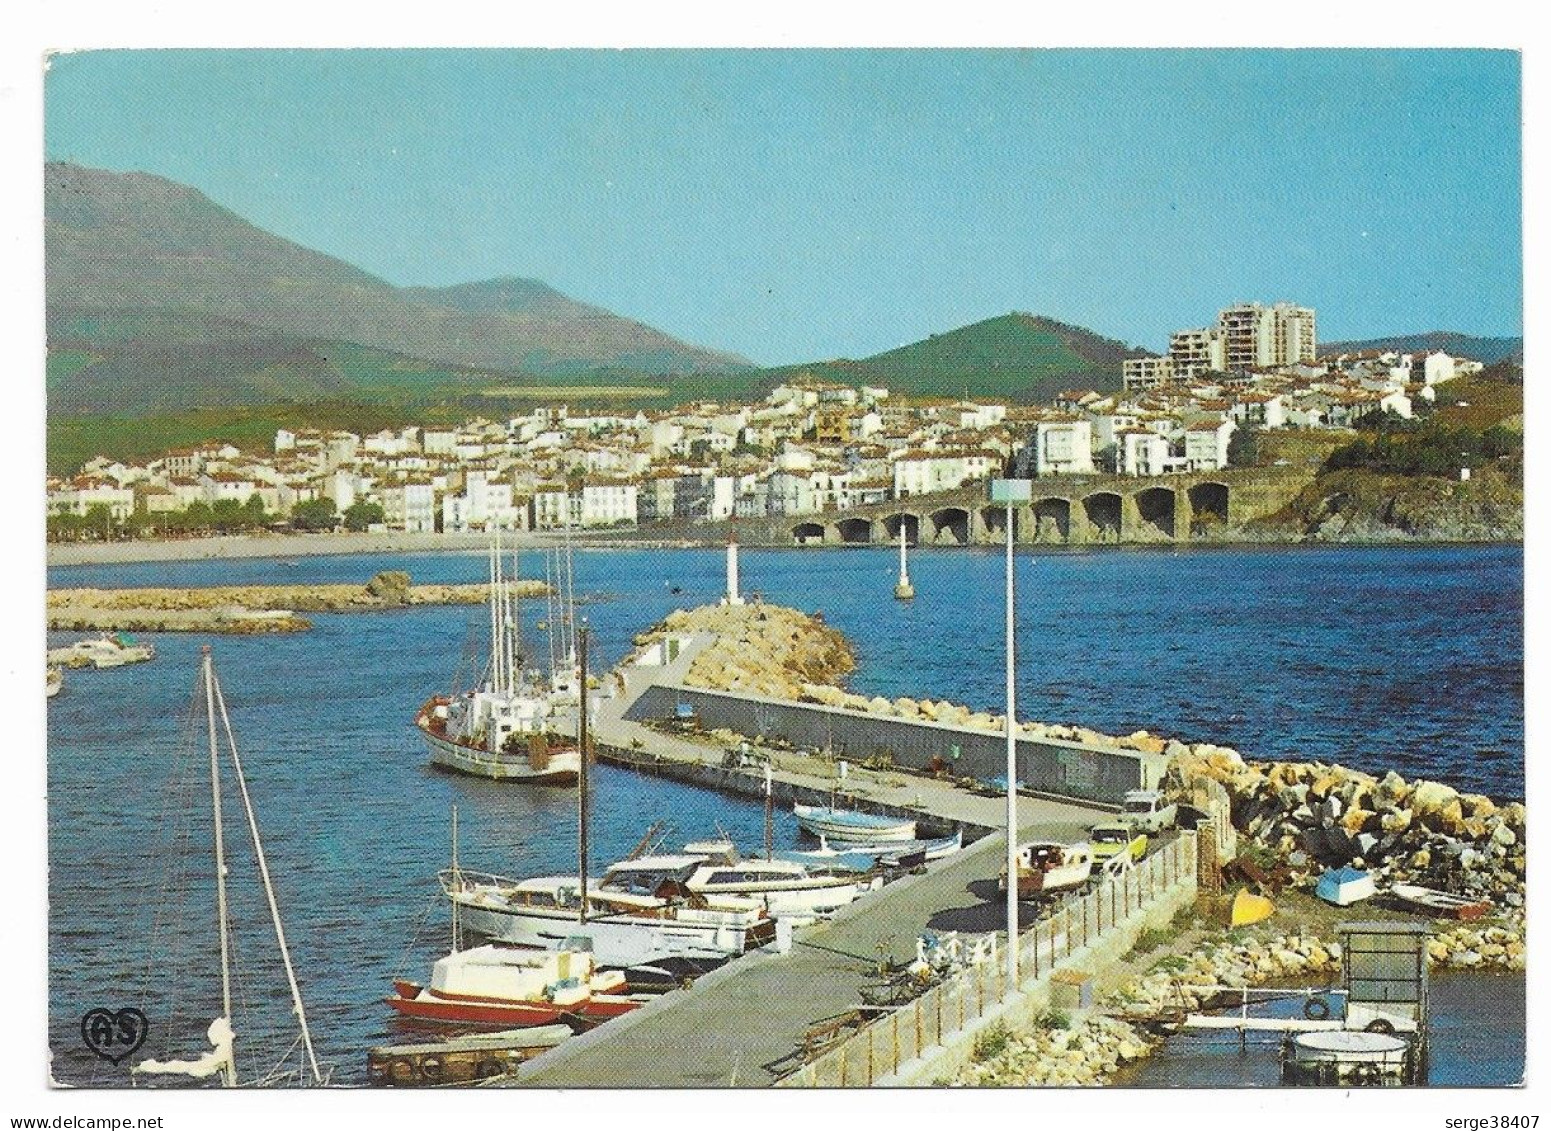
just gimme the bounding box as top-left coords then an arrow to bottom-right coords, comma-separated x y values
1120,789 -> 1177,834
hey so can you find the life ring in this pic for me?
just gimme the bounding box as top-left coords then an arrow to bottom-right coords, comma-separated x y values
387,1057 -> 417,1085
1364,1018 -> 1396,1035
1302,997 -> 1331,1021
474,1059 -> 506,1080
418,1055 -> 444,1084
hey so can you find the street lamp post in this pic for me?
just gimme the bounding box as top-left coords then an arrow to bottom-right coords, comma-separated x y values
990,478 -> 1031,994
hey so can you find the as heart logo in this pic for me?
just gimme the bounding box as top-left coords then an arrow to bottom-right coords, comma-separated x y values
79,1008 -> 149,1065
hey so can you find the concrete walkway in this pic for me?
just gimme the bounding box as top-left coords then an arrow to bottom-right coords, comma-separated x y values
516,799 -> 1104,1088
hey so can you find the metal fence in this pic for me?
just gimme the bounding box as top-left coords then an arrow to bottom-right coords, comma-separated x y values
783,833 -> 1197,1087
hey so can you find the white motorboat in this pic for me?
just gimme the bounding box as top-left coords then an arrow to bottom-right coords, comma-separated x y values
781,829 -> 963,871
441,863 -> 777,973
999,840 -> 1095,900
793,803 -> 917,844
676,840 -> 882,918
413,531 -> 580,785
49,632 -> 155,669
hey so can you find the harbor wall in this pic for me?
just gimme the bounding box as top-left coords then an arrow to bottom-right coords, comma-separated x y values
594,742 -> 985,839
624,684 -> 1155,806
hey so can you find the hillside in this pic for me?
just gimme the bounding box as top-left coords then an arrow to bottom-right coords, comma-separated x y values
45,163 -> 753,414
1321,332 -> 1523,366
760,313 -> 1148,402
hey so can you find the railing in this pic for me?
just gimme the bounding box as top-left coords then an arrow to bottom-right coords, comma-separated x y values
783,833 -> 1196,1087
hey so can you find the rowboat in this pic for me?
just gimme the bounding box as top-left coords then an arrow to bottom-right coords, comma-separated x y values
1388,883 -> 1492,920
793,803 -> 917,844
1315,866 -> 1377,907
782,830 -> 963,871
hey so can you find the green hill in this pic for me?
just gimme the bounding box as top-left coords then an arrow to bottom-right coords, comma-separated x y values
1321,332 -> 1523,365
761,313 -> 1148,402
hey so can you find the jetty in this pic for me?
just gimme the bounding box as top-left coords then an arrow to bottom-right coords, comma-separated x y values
501,602 -> 1206,1087
47,571 -> 549,635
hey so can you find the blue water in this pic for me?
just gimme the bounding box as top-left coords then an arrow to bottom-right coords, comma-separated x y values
46,543 -> 1523,1086
1120,970 -> 1525,1087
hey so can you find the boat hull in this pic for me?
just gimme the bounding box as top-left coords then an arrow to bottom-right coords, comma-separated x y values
1388,884 -> 1491,920
415,719 -> 580,785
793,805 -> 917,844
452,896 -> 775,969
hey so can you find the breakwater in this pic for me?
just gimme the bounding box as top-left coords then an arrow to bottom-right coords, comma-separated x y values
47,570 -> 549,634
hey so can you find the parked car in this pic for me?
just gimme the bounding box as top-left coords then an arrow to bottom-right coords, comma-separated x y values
1119,789 -> 1177,834
1089,821 -> 1148,863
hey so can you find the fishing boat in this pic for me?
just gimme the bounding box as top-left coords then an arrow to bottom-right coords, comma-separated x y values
387,944 -> 641,1028
367,1025 -> 572,1087
1388,883 -> 1492,920
132,647 -> 328,1087
793,802 -> 917,844
49,631 -> 155,669
998,840 -> 1094,900
46,666 -> 63,699
413,530 -> 580,784
1315,866 -> 1377,907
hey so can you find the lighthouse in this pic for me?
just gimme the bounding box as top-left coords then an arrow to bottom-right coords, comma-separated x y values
723,533 -> 745,606
894,526 -> 915,600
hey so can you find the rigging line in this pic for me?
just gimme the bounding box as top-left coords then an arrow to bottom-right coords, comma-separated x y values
210,662 -> 325,1087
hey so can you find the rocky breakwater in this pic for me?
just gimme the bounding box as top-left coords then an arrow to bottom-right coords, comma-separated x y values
1162,746 -> 1526,910
632,602 -> 856,700
48,571 -> 550,635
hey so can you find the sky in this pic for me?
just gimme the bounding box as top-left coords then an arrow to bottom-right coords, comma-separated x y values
44,49 -> 1523,366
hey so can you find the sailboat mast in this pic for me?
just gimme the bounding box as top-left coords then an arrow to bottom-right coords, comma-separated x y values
450,805 -> 461,952
200,647 -> 237,1087
211,665 -> 325,1086
577,624 -> 590,925
487,538 -> 500,693
510,543 -> 523,685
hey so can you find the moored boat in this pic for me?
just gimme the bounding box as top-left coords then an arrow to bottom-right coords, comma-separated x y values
387,943 -> 640,1028
781,829 -> 963,871
1388,882 -> 1491,920
46,666 -> 63,699
998,840 -> 1094,899
413,532 -> 580,785
675,840 -> 882,918
49,631 -> 155,669
793,802 -> 917,844
442,865 -> 777,975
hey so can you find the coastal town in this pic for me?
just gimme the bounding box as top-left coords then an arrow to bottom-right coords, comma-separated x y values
46,301 -> 1489,541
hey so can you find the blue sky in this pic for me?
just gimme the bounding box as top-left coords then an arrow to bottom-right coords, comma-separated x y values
45,49 -> 1522,365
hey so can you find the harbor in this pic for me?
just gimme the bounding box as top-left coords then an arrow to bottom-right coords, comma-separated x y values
43,542 -> 1525,1088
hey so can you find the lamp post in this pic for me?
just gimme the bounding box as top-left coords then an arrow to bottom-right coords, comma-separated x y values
990,477 -> 1031,994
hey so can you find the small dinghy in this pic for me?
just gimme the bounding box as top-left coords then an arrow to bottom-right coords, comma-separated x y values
1389,883 -> 1492,920
1315,866 -> 1377,907
793,803 -> 917,844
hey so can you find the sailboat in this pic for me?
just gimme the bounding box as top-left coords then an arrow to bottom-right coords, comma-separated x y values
132,647 -> 328,1087
413,528 -> 581,784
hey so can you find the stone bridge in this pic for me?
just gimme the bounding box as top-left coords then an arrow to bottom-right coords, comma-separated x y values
770,468 -> 1310,547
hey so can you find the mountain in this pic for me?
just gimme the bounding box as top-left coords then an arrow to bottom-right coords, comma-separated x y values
760,313 -> 1149,403
45,163 -> 752,414
1320,332 -> 1523,366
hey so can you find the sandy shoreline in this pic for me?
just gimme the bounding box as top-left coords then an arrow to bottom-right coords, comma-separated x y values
45,530 -> 615,568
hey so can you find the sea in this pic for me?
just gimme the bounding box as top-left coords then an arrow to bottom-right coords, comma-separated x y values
44,543 -> 1524,1086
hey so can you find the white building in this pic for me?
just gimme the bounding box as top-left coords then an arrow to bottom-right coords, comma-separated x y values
1030,420 -> 1095,476
579,481 -> 639,527
380,481 -> 437,533
1121,430 -> 1175,477
1183,418 -> 1236,471
1168,328 -> 1227,378
891,449 -> 999,497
